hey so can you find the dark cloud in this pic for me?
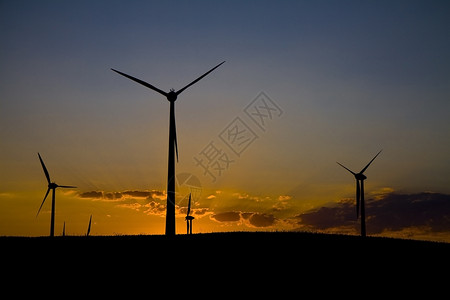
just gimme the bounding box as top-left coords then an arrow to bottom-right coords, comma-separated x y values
212,211 -> 241,222
104,192 -> 122,200
241,212 -> 253,220
367,192 -> 450,233
179,207 -> 209,218
296,192 -> 450,235
211,211 -> 276,228
249,213 -> 275,227
193,208 -> 208,216
299,201 -> 355,230
78,190 -> 165,201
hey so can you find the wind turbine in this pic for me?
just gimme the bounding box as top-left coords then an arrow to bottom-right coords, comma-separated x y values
37,153 -> 77,237
111,61 -> 225,236
336,150 -> 382,237
185,193 -> 195,235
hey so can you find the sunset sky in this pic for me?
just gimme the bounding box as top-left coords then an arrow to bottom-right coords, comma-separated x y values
1,0 -> 450,241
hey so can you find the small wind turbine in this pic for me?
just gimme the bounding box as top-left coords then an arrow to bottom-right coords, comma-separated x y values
37,153 -> 77,237
337,150 -> 382,237
111,61 -> 225,236
86,214 -> 92,236
62,221 -> 66,236
185,193 -> 195,235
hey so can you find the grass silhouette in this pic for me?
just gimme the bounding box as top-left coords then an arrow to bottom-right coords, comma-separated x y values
2,230 -> 449,254
1,231 -> 449,281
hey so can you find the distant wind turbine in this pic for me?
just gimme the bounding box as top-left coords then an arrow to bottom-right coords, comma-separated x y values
62,221 -> 66,236
37,153 -> 77,237
337,150 -> 382,237
86,214 -> 92,236
111,61 -> 225,236
185,193 -> 195,235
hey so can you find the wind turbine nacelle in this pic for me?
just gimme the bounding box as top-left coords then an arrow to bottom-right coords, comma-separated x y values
167,90 -> 177,102
48,182 -> 58,189
355,174 -> 367,180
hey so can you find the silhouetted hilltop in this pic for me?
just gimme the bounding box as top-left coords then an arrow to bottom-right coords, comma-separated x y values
2,231 -> 448,258
2,231 -> 449,287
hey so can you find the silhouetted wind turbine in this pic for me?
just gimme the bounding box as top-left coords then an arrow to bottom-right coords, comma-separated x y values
337,150 -> 382,237
86,214 -> 92,236
37,153 -> 77,237
111,61 -> 225,236
185,193 -> 195,235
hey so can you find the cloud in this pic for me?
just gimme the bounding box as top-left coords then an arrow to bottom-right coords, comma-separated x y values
211,211 -> 276,228
366,192 -> 450,233
278,195 -> 292,201
211,211 -> 241,222
123,190 -> 166,200
77,189 -> 212,219
78,190 -> 166,201
143,201 -> 166,215
248,213 -> 276,227
194,208 -> 209,216
78,189 -> 167,216
295,190 -> 450,240
298,203 -> 354,230
179,206 -> 211,218
272,195 -> 293,211
77,188 -> 450,240
104,192 -> 123,200
122,190 -> 152,198
79,191 -> 104,199
117,203 -> 142,211
233,192 -> 249,200
232,192 -> 266,202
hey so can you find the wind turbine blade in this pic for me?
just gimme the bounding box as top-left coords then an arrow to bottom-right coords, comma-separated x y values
187,193 -> 191,217
111,68 -> 168,97
356,180 -> 360,219
169,100 -> 178,162
336,162 -> 356,175
38,153 -> 51,184
58,185 -> 77,188
87,215 -> 92,236
173,110 -> 178,163
176,61 -> 225,95
360,149 -> 383,174
36,187 -> 51,217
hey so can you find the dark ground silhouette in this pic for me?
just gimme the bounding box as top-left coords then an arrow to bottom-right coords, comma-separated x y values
1,231 -> 448,291
2,231 -> 449,260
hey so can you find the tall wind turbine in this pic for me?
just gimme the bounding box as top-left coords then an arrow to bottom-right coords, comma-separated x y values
37,153 -> 77,237
185,193 -> 195,235
337,150 -> 382,237
111,61 -> 225,236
